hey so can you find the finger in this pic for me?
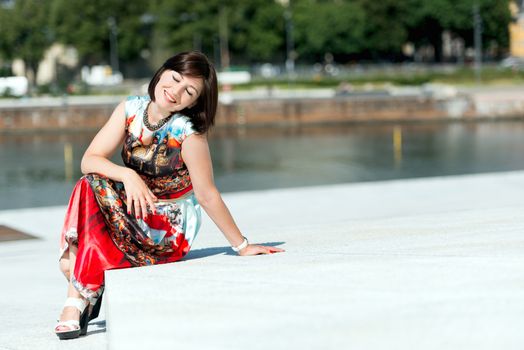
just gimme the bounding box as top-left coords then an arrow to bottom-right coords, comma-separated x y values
126,196 -> 133,215
145,193 -> 157,214
140,197 -> 149,219
261,246 -> 284,254
149,190 -> 158,201
134,198 -> 141,219
269,247 -> 285,253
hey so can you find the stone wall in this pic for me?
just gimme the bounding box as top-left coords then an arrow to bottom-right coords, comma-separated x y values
0,93 -> 518,133
217,95 -> 476,127
0,103 -> 115,131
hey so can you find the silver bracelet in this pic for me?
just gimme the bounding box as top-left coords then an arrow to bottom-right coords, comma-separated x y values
231,237 -> 249,252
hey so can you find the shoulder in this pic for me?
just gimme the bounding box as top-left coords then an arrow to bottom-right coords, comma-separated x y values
124,95 -> 150,117
122,96 -> 149,132
169,113 -> 197,142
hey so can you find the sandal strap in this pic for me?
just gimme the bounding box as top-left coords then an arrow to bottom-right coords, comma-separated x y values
63,297 -> 88,313
55,320 -> 80,331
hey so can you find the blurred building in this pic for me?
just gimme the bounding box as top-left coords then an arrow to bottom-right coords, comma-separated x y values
510,0 -> 524,57
36,44 -> 78,86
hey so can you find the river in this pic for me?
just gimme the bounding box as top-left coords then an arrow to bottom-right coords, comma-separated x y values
1,120 -> 524,210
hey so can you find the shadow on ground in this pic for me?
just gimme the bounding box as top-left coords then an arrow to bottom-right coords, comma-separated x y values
184,242 -> 286,260
86,319 -> 106,336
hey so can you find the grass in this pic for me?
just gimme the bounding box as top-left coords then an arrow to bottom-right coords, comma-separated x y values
232,67 -> 524,90
5,66 -> 524,98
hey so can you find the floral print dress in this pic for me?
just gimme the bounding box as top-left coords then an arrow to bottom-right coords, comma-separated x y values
59,95 -> 201,304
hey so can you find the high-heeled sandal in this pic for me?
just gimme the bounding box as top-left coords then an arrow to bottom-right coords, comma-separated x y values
54,297 -> 89,340
88,294 -> 103,322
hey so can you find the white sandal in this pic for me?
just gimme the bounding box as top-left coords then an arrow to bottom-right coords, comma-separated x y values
55,297 -> 89,340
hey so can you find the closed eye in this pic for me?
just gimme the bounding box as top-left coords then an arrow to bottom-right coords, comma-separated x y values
186,89 -> 193,96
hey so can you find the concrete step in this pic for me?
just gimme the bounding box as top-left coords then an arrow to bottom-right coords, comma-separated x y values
1,171 -> 524,349
105,205 -> 524,350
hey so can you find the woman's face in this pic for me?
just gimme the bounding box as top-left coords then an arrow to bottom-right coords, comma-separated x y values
154,70 -> 204,114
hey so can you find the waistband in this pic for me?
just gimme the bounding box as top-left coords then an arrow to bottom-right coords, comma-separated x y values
156,186 -> 195,203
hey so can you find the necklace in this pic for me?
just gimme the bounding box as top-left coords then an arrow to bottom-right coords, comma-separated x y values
143,102 -> 173,131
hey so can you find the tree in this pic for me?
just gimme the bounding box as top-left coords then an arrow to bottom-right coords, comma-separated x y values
228,0 -> 285,63
292,0 -> 366,62
355,0 -> 411,60
0,0 -> 53,88
49,0 -> 150,67
404,0 -> 511,61
151,0 -> 285,67
151,0 -> 224,66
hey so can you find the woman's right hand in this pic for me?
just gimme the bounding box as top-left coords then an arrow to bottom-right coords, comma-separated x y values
121,168 -> 157,219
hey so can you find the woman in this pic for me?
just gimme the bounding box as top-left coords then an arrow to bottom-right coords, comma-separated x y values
54,51 -> 284,340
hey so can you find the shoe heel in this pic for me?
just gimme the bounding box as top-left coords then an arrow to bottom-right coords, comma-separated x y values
89,294 -> 103,322
79,308 -> 90,336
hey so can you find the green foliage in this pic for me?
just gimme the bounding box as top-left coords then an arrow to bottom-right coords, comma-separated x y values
228,0 -> 285,62
355,0 -> 410,58
404,0 -> 511,59
49,0 -> 150,64
0,0 -> 515,85
293,0 -> 366,61
152,0 -> 221,58
0,0 -> 52,75
152,0 -> 284,64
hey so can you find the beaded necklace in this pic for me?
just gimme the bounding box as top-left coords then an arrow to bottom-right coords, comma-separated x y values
143,102 -> 173,131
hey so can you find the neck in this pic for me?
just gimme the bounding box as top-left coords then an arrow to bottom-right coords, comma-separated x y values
149,102 -> 172,121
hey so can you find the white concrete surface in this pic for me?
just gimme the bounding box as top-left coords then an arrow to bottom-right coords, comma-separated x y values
0,206 -> 107,350
0,171 -> 523,349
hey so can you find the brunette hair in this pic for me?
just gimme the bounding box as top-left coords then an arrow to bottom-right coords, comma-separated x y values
148,51 -> 218,134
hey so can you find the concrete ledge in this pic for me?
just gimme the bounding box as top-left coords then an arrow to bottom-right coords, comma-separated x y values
0,171 -> 523,349
104,172 -> 524,350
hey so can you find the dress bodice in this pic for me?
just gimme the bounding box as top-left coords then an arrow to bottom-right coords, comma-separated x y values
121,96 -> 196,199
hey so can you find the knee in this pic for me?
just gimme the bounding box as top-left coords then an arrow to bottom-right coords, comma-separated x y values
59,259 -> 70,278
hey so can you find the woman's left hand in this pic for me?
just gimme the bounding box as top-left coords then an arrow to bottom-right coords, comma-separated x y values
238,244 -> 285,256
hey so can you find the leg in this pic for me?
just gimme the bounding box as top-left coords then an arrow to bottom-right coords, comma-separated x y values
59,249 -> 70,282
64,243 -> 84,310
56,244 -> 88,334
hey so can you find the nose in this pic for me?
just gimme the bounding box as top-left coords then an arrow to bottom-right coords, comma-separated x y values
171,84 -> 184,98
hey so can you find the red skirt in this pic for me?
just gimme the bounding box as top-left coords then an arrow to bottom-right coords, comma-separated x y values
60,175 -> 197,304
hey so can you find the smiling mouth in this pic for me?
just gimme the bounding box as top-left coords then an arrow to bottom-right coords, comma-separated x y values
164,90 -> 178,104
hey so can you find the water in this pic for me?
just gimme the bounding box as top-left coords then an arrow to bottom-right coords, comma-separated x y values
2,120 -> 524,210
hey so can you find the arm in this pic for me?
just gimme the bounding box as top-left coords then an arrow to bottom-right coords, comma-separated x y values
81,100 -> 157,218
182,134 -> 284,256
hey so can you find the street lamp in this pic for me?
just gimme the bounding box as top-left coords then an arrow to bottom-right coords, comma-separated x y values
473,4 -> 482,84
282,0 -> 295,76
107,17 -> 119,74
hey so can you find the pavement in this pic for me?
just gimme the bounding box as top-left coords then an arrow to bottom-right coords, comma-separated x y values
0,171 -> 523,350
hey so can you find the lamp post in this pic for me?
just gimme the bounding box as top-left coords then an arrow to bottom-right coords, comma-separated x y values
107,17 -> 119,74
219,6 -> 230,70
473,4 -> 482,84
283,1 -> 295,76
